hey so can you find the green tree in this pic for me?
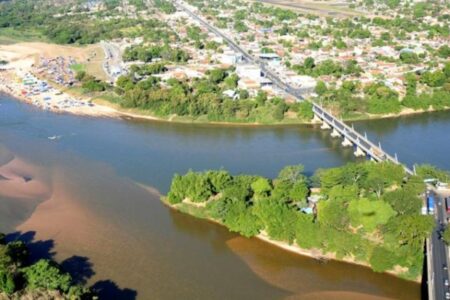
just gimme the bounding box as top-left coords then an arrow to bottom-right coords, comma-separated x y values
277,165 -> 306,183
443,226 -> 450,245
383,189 -> 422,215
369,246 -> 397,272
315,81 -> 327,95
0,271 -> 15,295
23,259 -> 72,292
251,178 -> 272,199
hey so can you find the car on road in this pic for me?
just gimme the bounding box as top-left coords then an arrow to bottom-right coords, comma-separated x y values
446,291 -> 450,299
445,279 -> 449,286
444,264 -> 448,270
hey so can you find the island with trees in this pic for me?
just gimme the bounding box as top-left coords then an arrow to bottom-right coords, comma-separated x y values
163,162 -> 450,280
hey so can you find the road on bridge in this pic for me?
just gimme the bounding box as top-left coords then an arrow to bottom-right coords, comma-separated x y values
431,190 -> 450,300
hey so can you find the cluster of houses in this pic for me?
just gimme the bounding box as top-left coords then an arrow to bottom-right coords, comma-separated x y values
178,0 -> 449,97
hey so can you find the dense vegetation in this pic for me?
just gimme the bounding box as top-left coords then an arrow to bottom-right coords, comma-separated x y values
314,61 -> 450,117
164,161 -> 442,279
114,65 -> 313,123
0,233 -> 91,298
0,0 -> 176,44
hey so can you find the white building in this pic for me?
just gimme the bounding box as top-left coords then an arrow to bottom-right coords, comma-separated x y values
236,64 -> 262,82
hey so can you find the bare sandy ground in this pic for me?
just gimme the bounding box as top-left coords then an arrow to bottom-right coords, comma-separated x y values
0,158 -> 51,201
0,42 -> 119,117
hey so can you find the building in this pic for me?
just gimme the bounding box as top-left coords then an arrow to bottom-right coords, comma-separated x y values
236,64 -> 262,82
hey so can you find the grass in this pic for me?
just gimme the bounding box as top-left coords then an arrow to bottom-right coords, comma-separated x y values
84,45 -> 107,81
0,28 -> 49,44
70,63 -> 86,73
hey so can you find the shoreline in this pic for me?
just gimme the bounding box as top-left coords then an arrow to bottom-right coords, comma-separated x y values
0,67 -> 447,127
161,198 -> 421,283
3,83 -> 448,128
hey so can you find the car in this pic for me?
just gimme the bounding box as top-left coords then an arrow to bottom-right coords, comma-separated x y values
446,292 -> 450,299
444,264 -> 448,270
445,279 -> 449,286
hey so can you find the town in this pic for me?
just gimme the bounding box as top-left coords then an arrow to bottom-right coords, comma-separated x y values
0,0 -> 449,299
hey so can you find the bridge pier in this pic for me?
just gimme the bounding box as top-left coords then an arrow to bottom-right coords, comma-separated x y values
320,122 -> 331,130
341,137 -> 352,147
354,146 -> 365,157
312,114 -> 322,124
330,128 -> 340,138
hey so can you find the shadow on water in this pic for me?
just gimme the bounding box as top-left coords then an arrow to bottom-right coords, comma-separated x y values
5,231 -> 138,300
91,280 -> 138,300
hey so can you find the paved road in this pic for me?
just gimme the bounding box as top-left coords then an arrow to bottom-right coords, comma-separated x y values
174,0 -> 309,97
431,191 -> 450,300
100,41 -> 123,83
174,0 -> 414,175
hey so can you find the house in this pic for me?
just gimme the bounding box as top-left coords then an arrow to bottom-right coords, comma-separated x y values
236,64 -> 262,82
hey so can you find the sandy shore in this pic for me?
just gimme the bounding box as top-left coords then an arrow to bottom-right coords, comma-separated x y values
0,42 -> 119,118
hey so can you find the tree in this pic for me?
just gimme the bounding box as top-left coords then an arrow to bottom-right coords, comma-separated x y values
315,81 -> 327,95
23,259 -> 72,292
289,182 -> 308,202
438,45 -> 450,58
297,101 -> 314,120
369,246 -> 397,272
254,199 -> 298,243
383,189 -> 422,215
0,271 -> 15,295
277,165 -> 306,183
317,198 -> 350,231
304,57 -> 315,70
443,226 -> 450,245
208,69 -> 227,84
221,199 -> 262,237
383,215 -> 434,249
251,178 -> 272,199
416,164 -> 450,182
421,70 -> 446,87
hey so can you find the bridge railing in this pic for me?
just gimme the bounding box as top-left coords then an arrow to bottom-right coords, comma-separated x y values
312,104 -> 414,175
176,0 -> 414,176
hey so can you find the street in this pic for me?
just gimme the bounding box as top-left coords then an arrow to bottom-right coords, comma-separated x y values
431,190 -> 450,300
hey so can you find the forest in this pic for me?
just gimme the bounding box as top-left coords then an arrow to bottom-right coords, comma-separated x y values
314,61 -> 450,117
112,64 -> 314,123
164,162 -> 450,279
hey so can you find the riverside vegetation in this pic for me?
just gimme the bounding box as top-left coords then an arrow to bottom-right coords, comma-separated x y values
164,162 -> 450,280
1,0 -> 449,124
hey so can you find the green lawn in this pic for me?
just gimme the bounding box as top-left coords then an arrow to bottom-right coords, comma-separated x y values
70,63 -> 86,73
0,28 -> 48,44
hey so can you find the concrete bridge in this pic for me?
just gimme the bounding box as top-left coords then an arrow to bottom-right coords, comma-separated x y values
311,103 -> 414,175
172,2 -> 443,298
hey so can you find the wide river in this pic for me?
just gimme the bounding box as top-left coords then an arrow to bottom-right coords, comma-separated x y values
0,94 -> 449,299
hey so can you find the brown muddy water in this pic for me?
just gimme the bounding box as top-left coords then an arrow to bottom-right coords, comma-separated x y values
2,95 -> 448,299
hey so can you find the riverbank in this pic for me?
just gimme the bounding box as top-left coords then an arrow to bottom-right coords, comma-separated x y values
1,42 -> 448,126
160,197 -> 420,283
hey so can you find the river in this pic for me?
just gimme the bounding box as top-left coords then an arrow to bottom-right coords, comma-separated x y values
1,94 -> 449,299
